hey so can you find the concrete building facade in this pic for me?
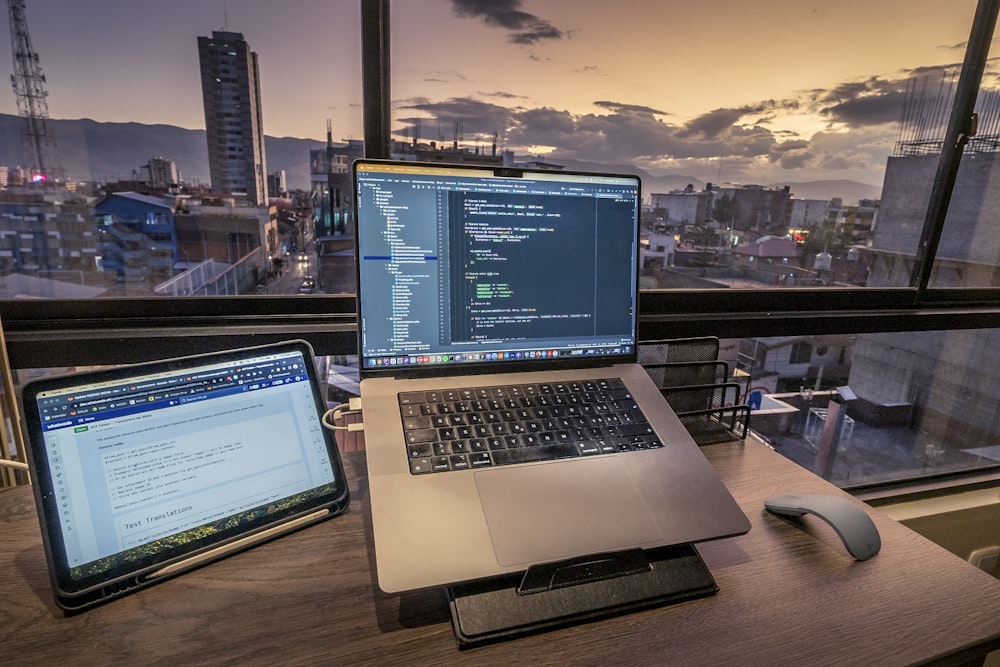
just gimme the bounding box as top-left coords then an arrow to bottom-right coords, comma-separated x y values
850,152 -> 1000,448
197,31 -> 268,206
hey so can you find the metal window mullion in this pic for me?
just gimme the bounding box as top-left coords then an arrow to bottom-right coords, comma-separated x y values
910,0 -> 1000,297
361,0 -> 391,160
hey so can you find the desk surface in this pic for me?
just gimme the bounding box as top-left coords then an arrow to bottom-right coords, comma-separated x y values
3,441 -> 1000,666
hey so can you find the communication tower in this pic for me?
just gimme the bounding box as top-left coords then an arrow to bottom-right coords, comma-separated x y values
8,0 -> 60,183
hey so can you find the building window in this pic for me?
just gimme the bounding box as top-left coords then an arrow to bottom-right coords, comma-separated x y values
790,342 -> 813,365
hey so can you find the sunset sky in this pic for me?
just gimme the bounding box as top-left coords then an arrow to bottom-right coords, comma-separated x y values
0,0 -> 992,187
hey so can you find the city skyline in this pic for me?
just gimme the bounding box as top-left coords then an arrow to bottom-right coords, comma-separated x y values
0,0 -> 992,188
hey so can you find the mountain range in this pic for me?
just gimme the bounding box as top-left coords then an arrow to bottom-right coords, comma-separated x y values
0,113 -> 323,189
0,114 -> 882,203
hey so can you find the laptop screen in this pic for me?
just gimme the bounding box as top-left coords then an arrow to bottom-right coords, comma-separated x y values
354,160 -> 641,376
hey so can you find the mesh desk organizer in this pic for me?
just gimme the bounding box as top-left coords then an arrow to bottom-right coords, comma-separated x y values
444,338 -> 748,647
641,337 -> 750,446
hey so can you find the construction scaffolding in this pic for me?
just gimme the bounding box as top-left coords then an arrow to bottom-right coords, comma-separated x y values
895,66 -> 1000,157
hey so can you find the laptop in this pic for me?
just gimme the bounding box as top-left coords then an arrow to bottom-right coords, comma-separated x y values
354,159 -> 750,593
20,340 -> 350,612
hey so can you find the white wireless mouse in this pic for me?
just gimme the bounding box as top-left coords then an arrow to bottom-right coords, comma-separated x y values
764,492 -> 881,561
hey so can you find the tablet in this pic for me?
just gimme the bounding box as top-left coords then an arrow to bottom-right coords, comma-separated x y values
20,340 -> 350,612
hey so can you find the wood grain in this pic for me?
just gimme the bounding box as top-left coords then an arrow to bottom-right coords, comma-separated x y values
2,443 -> 1000,666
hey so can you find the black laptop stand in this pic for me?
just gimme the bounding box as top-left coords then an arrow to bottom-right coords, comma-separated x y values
444,544 -> 717,647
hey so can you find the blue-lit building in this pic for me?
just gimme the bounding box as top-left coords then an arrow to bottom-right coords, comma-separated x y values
94,193 -> 178,282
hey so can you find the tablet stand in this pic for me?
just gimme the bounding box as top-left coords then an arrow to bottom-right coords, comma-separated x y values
444,544 -> 717,647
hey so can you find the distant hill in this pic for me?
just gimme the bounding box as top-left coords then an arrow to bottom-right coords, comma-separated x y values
0,113 -> 324,190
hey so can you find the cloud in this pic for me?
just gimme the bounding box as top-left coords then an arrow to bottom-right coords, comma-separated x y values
821,91 -> 907,127
396,96 -> 517,140
396,95 -> 783,165
768,140 -> 815,169
809,77 -> 908,127
679,101 -> 800,139
593,100 -> 669,116
415,69 -> 470,85
450,0 -> 565,45
806,66 -> 965,129
396,63 -> 954,185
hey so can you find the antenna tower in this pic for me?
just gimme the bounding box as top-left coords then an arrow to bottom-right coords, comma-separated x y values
8,0 -> 60,183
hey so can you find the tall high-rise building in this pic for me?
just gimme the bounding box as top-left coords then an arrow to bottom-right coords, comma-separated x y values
197,31 -> 268,206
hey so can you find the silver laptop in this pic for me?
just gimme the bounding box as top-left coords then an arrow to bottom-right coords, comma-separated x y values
354,159 -> 750,593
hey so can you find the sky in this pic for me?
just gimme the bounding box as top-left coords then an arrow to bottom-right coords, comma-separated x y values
0,0 -> 992,188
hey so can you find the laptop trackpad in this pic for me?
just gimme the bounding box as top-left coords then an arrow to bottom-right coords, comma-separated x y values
475,457 -> 663,567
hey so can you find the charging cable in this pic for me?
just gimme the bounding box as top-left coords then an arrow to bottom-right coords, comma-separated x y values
322,396 -> 364,433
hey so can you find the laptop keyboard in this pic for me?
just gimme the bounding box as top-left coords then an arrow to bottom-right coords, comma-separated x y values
398,378 -> 663,474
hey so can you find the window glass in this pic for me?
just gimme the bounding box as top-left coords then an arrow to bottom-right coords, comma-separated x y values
390,0 -> 983,290
13,327 -> 1000,490
0,1 -> 993,299
732,328 -> 1000,487
0,1 -> 362,298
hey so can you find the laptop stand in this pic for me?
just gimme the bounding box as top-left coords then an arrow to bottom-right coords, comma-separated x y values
444,544 -> 717,648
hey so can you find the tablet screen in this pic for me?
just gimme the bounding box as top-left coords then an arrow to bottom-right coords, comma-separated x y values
22,340 -> 350,610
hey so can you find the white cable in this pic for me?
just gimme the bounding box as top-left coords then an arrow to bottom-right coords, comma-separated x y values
322,397 -> 364,432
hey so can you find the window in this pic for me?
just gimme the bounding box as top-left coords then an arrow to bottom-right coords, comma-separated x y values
744,327 -> 1000,488
789,342 -> 813,365
1,1 -> 363,299
387,0 -> 985,294
4,0 -> 1000,494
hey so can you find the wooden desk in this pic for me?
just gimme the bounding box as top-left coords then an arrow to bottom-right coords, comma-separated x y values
3,441 -> 1000,666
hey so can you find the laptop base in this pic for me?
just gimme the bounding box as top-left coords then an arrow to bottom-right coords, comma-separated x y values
444,544 -> 717,648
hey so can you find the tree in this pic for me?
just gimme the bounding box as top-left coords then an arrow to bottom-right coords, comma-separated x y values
711,195 -> 740,229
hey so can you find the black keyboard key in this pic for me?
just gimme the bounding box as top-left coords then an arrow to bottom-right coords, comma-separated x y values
405,429 -> 437,444
490,442 -> 580,465
408,443 -> 432,457
399,391 -> 426,405
403,416 -> 432,430
470,452 -> 493,467
619,423 -> 655,437
450,454 -> 471,470
409,457 -> 434,474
